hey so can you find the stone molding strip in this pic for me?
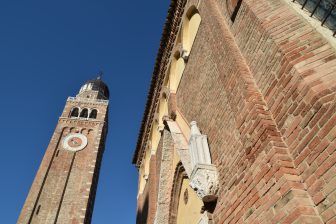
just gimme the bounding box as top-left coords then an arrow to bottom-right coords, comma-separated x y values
166,120 -> 193,176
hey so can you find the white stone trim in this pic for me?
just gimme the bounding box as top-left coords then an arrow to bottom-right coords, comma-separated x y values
190,163 -> 219,202
189,121 -> 212,169
198,212 -> 210,224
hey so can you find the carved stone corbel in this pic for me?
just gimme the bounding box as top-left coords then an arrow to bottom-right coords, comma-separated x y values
181,49 -> 189,62
190,164 -> 218,202
188,121 -> 219,203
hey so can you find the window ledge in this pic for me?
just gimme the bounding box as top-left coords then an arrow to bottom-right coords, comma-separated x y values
285,0 -> 336,50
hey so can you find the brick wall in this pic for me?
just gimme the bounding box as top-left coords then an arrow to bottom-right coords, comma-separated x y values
136,180 -> 150,224
174,0 -> 336,223
137,128 -> 181,224
136,135 -> 163,224
18,100 -> 108,224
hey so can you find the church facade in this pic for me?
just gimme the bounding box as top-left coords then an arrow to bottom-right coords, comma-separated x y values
133,0 -> 336,223
18,78 -> 109,224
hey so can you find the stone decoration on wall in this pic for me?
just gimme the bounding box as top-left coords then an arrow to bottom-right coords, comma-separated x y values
190,164 -> 219,202
166,120 -> 193,176
198,212 -> 210,224
189,121 -> 218,203
153,129 -> 175,224
189,121 -> 212,168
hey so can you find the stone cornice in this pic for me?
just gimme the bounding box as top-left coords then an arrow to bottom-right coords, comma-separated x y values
58,117 -> 106,127
67,97 -> 109,106
132,0 -> 187,167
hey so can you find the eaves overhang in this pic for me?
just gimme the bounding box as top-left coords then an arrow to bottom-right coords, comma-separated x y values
132,0 -> 187,167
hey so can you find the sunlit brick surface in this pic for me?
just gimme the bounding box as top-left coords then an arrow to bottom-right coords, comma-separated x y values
135,0 -> 336,223
18,95 -> 108,224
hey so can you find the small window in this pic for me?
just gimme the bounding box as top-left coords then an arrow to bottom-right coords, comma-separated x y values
231,0 -> 243,22
293,0 -> 336,36
70,108 -> 79,117
80,108 -> 88,118
89,109 -> 98,119
36,205 -> 41,215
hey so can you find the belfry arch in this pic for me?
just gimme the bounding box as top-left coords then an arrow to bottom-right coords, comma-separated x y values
80,108 -> 89,118
69,107 -> 79,117
89,109 -> 98,119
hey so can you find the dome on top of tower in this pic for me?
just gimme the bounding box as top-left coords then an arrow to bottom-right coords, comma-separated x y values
79,75 -> 110,99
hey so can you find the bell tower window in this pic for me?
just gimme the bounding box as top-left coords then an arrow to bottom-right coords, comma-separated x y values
70,108 -> 79,118
89,109 -> 98,119
80,108 -> 88,118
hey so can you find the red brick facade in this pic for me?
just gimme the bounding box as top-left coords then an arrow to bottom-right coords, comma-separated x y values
134,0 -> 336,223
18,82 -> 109,224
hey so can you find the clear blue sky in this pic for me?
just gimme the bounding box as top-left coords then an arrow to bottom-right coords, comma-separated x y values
0,0 -> 170,223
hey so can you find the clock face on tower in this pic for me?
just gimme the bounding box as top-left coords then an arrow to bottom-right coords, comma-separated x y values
62,133 -> 88,152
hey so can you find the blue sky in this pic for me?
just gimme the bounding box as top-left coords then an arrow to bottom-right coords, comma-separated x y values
0,0 -> 170,223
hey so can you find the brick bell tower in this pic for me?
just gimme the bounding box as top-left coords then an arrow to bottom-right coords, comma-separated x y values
18,76 -> 109,224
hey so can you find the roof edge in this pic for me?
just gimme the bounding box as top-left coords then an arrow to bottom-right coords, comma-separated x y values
132,0 -> 186,166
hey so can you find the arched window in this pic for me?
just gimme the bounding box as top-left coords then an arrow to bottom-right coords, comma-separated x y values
70,107 -> 79,117
80,108 -> 88,118
89,109 -> 97,119
183,6 -> 201,53
169,52 -> 186,93
169,163 -> 203,224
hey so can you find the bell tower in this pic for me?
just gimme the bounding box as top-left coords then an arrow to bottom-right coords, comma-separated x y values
18,77 -> 109,224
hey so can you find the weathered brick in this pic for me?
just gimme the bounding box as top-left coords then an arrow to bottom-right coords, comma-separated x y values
134,0 -> 336,223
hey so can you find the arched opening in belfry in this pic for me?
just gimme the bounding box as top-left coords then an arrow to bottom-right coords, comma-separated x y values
80,108 -> 89,118
89,109 -> 98,119
70,107 -> 79,117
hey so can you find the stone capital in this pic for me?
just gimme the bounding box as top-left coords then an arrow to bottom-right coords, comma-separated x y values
190,163 -> 219,203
